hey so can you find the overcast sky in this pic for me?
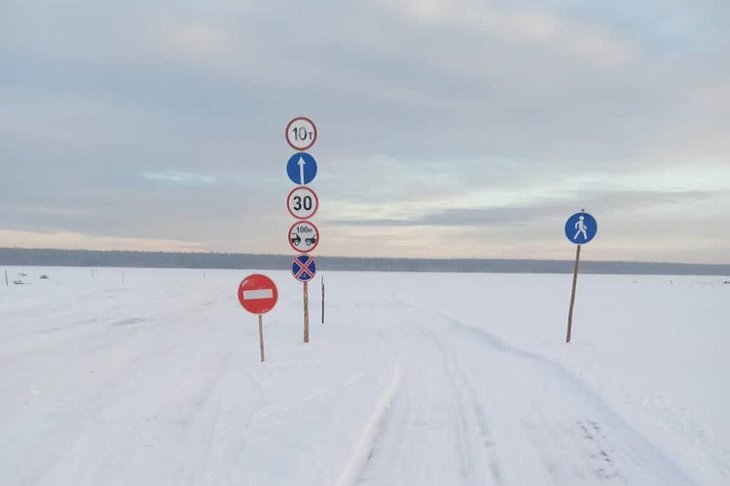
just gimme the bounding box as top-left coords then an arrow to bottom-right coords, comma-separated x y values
1,0 -> 729,263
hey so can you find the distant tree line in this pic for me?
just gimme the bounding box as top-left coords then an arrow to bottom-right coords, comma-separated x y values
0,248 -> 728,276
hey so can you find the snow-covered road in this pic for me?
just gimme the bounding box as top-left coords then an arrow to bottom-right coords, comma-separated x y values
1,267 -> 727,485
349,302 -> 692,485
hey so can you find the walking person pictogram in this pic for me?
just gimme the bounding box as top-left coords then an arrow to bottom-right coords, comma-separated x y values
573,215 -> 588,241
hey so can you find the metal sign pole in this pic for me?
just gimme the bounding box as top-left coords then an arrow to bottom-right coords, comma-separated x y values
303,281 -> 310,343
566,244 -> 582,343
258,314 -> 265,362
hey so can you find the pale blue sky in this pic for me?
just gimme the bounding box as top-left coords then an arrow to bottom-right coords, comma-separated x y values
1,0 -> 729,262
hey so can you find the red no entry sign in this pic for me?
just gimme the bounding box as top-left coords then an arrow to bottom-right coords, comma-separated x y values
237,274 -> 278,315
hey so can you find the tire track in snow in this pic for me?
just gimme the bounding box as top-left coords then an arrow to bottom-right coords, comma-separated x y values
431,308 -> 697,485
434,335 -> 503,484
334,365 -> 401,486
347,314 -> 502,486
428,327 -> 503,485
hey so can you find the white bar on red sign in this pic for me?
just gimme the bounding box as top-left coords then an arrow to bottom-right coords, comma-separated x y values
243,289 -> 274,300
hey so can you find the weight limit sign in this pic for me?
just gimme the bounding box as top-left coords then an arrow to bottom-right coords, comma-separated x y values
285,116 -> 317,151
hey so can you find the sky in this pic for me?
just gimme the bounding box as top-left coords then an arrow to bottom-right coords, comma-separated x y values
1,0 -> 729,263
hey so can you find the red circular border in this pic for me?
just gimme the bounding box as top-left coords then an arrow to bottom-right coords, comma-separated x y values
285,116 -> 318,151
286,186 -> 319,220
288,220 -> 320,254
237,274 -> 278,315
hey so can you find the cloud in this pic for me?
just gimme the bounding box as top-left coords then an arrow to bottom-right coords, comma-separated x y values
327,190 -> 715,228
143,171 -> 217,186
0,229 -> 203,252
8,205 -> 91,217
164,21 -> 234,63
382,0 -> 636,67
0,0 -> 728,263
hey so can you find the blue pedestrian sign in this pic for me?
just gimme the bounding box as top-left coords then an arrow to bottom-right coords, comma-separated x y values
286,152 -> 317,185
291,255 -> 317,282
565,211 -> 597,244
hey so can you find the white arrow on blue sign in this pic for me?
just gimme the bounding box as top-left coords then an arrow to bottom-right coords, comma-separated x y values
291,255 -> 317,282
286,152 -> 318,185
564,212 -> 598,244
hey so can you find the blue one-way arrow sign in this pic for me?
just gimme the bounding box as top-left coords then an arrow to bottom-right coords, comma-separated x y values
286,152 -> 317,185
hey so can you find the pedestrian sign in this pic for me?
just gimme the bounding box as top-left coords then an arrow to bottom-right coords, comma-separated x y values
565,212 -> 597,244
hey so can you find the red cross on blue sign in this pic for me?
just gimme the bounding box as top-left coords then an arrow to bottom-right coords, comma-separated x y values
291,255 -> 317,282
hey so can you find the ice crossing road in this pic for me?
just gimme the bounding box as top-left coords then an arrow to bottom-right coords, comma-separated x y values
1,268 -> 723,485
344,302 -> 694,486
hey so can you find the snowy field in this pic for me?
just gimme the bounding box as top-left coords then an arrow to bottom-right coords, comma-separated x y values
0,266 -> 728,485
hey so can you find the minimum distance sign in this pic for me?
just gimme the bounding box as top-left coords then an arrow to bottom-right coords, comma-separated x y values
286,116 -> 317,151
289,221 -> 320,253
291,255 -> 317,282
287,186 -> 319,220
565,211 -> 598,244
237,274 -> 278,315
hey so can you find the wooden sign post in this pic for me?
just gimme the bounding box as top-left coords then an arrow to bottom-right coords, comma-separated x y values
303,281 -> 310,343
285,116 -> 320,344
238,274 -> 278,363
258,315 -> 265,362
566,245 -> 581,343
563,210 -> 597,343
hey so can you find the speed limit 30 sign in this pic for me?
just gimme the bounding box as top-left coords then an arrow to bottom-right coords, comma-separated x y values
287,187 -> 319,220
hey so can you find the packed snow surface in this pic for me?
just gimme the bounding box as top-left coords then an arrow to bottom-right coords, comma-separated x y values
1,267 -> 728,485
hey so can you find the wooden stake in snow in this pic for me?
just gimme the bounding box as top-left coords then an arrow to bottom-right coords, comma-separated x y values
563,210 -> 598,344
321,276 -> 325,324
4,270 -> 8,287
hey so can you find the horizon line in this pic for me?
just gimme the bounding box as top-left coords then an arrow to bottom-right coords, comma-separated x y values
1,247 -> 729,268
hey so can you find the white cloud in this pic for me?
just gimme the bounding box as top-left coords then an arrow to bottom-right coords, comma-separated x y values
383,0 -> 635,67
143,171 -> 217,185
164,21 -> 234,63
0,229 -> 203,252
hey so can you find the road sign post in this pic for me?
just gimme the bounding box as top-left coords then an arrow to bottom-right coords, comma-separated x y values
258,315 -> 265,362
564,210 -> 598,343
566,245 -> 581,343
285,116 -> 320,344
237,274 -> 278,361
303,281 -> 310,343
